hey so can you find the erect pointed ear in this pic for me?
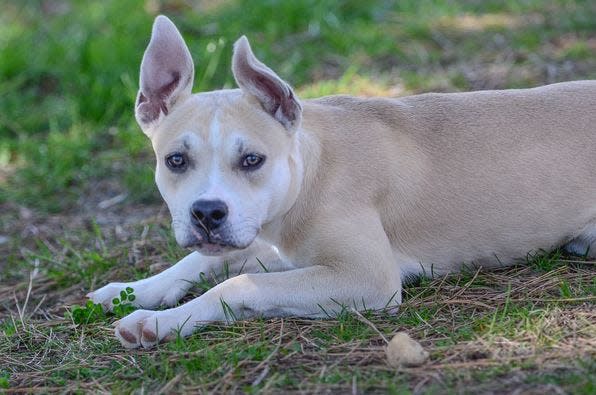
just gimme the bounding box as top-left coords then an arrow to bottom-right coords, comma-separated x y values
135,15 -> 194,136
232,36 -> 302,131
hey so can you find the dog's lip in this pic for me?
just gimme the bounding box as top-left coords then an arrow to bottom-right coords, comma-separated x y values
188,239 -> 240,256
192,242 -> 229,255
191,240 -> 234,249
188,227 -> 239,249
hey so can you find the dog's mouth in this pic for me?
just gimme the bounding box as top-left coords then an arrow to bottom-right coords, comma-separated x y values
188,227 -> 243,255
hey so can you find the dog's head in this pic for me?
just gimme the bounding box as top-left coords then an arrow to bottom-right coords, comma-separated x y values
135,16 -> 303,255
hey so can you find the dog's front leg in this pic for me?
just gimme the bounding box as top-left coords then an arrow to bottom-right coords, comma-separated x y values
88,239 -> 288,311
114,220 -> 403,348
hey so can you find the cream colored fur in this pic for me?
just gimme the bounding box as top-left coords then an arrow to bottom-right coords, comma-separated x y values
89,16 -> 596,348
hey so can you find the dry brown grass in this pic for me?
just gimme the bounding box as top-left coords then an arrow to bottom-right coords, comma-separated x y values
1,204 -> 594,393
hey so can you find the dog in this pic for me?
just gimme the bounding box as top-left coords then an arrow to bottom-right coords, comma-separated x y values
88,15 -> 596,349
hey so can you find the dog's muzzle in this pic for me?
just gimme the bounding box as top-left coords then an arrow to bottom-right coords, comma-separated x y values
186,199 -> 243,254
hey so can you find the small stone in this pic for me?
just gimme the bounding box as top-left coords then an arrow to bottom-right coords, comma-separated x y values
386,332 -> 429,367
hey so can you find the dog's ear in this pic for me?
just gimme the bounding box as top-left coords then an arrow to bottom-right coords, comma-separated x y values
232,36 -> 302,131
135,15 -> 194,136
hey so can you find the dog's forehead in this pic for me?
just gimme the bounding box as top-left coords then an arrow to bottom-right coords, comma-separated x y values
151,90 -> 288,152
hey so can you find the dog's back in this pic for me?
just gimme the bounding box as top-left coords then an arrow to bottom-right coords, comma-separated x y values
301,81 -> 596,272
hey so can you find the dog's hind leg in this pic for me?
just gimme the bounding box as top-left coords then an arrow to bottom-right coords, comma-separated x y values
564,223 -> 596,258
88,238 -> 293,311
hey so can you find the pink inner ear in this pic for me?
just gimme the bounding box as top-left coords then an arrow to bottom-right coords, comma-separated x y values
232,36 -> 301,130
254,75 -> 283,112
136,71 -> 181,123
281,90 -> 299,124
252,74 -> 300,126
135,16 -> 195,131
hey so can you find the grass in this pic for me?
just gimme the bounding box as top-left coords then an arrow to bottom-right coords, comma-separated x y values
1,0 -> 595,393
1,226 -> 594,392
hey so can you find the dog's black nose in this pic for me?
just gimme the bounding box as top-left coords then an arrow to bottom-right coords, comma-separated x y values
190,200 -> 228,231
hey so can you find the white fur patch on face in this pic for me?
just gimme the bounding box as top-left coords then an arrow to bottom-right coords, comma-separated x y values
208,112 -> 223,151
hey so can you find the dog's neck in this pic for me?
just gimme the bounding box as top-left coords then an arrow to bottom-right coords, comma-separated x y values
260,112 -> 322,251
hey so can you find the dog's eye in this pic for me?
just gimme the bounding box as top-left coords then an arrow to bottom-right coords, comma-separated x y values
165,152 -> 188,172
241,153 -> 265,170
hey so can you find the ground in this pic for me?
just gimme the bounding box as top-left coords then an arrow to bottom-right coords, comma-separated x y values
1,0 -> 595,393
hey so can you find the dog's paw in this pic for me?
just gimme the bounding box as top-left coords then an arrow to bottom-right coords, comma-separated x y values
113,309 -> 189,349
87,279 -> 189,312
86,282 -> 136,311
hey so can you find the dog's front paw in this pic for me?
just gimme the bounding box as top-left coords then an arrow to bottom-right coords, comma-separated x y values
87,278 -> 189,312
114,309 -> 189,349
87,282 -> 138,311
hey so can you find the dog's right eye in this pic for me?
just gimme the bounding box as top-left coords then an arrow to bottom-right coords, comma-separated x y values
165,152 -> 188,172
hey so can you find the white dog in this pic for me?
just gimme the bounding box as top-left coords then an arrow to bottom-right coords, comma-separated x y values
89,15 -> 596,349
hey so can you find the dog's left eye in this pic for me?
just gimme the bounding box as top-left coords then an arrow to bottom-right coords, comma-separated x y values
165,152 -> 188,172
241,153 -> 265,170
